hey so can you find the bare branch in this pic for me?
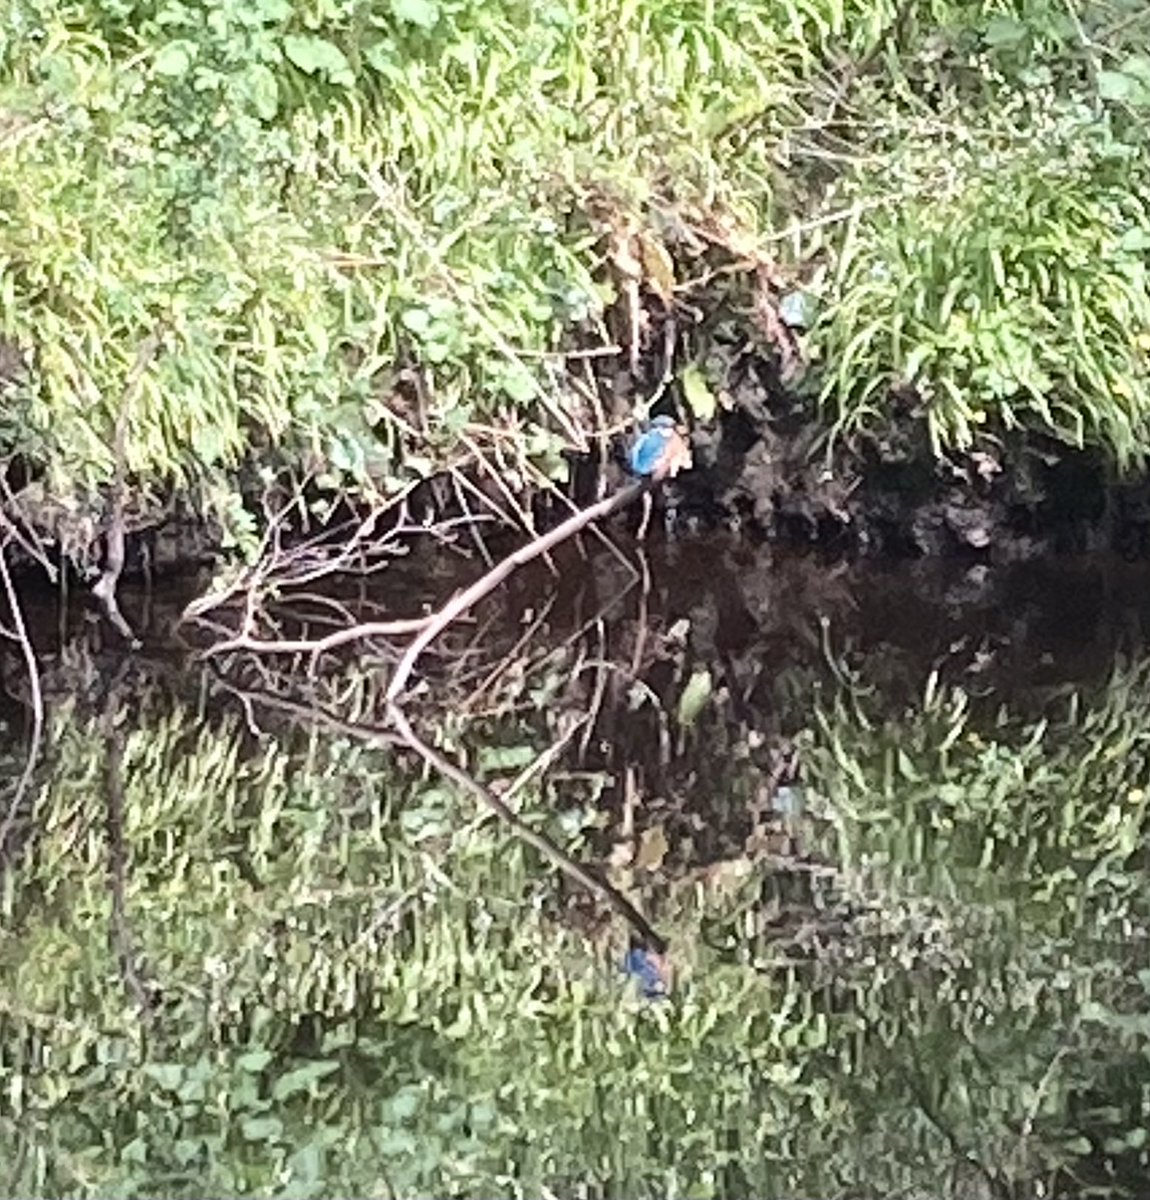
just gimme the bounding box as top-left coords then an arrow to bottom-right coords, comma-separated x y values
388,703 -> 667,953
203,616 -> 436,662
0,539 -> 45,859
387,480 -> 649,703
93,332 -> 163,645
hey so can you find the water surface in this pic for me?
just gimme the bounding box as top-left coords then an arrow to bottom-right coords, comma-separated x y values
2,546 -> 1148,1198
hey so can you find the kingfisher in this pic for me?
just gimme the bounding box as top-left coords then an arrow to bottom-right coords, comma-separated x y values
627,415 -> 692,481
626,415 -> 691,538
622,943 -> 672,1001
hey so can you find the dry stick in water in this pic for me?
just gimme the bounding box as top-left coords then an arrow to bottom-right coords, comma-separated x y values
208,480 -> 664,948
386,479 -> 650,703
382,479 -> 669,952
213,679 -> 669,952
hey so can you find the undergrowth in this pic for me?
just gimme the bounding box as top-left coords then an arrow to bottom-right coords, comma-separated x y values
1,0 -> 1149,559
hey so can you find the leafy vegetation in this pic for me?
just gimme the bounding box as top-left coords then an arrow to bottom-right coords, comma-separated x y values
2,0 -> 1150,558
2,641 -> 1149,1197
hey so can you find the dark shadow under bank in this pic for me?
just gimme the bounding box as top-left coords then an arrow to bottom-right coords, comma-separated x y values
6,542 -> 1150,720
611,409 -> 1150,562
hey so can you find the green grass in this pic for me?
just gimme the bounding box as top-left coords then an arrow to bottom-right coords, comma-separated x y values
2,0 -> 1150,555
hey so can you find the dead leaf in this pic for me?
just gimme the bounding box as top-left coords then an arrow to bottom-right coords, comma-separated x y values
635,824 -> 669,871
638,230 -> 676,303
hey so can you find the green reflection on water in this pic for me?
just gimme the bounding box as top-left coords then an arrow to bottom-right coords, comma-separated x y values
1,661 -> 1148,1199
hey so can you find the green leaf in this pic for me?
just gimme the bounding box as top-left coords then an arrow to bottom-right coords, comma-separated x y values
401,307 -> 431,336
254,0 -> 293,18
1097,61 -> 1150,107
241,1115 -> 285,1142
1119,229 -> 1150,254
676,668 -> 713,727
174,1138 -> 202,1166
192,421 -> 230,466
121,1136 -> 148,1164
680,363 -> 716,421
1098,70 -> 1136,102
478,744 -> 536,772
982,17 -> 1026,48
391,0 -> 440,29
779,290 -> 816,329
271,1060 -> 340,1102
243,63 -> 280,120
153,41 -> 196,78
142,1063 -> 185,1091
282,35 -> 354,86
389,1086 -> 422,1119
500,365 -> 538,405
237,1049 -> 274,1073
1120,54 -> 1150,85
289,1142 -> 324,1186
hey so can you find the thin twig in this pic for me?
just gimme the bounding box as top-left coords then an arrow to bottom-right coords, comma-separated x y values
578,622 -> 609,761
203,616 -> 436,663
0,540 -> 45,859
511,344 -> 624,361
0,474 -> 58,584
459,594 -> 559,714
386,480 -> 650,703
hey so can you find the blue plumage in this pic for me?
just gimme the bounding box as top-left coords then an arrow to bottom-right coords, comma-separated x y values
622,945 -> 671,1000
627,415 -> 678,478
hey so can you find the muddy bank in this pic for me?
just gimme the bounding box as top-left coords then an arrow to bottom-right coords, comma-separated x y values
6,331 -> 1150,589
27,413 -> 1145,590
627,359 -> 1150,560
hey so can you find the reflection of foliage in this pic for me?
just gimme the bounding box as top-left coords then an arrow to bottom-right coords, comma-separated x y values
793,664 -> 1150,1193
1,652 -> 1149,1196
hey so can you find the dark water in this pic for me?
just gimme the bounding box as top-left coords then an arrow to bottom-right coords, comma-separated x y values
2,545 -> 1149,1198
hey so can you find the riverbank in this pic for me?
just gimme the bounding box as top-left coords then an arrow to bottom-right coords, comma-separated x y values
3,0 -> 1149,590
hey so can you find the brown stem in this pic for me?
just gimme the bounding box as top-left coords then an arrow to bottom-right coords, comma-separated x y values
386,479 -> 650,702
92,332 -> 162,645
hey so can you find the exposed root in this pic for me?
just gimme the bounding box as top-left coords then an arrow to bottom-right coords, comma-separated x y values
93,332 -> 163,647
0,539 -> 44,859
